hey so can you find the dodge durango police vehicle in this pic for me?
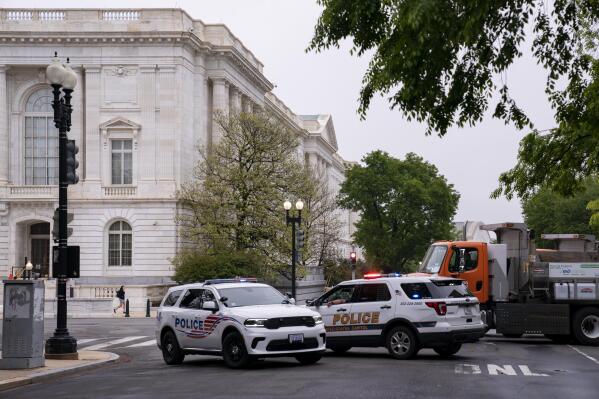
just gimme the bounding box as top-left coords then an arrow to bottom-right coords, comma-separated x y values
156,278 -> 326,368
306,273 -> 485,359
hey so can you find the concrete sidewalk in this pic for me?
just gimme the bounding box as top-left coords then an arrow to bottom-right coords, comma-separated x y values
0,350 -> 119,392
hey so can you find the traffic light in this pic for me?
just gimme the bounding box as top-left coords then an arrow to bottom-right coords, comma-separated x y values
350,251 -> 357,264
296,229 -> 305,250
52,207 -> 74,242
65,139 -> 79,185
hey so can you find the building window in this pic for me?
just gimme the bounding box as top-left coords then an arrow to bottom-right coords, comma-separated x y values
108,221 -> 132,266
24,88 -> 58,185
111,139 -> 132,185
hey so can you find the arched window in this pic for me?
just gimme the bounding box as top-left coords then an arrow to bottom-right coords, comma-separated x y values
108,221 -> 132,266
24,88 -> 58,185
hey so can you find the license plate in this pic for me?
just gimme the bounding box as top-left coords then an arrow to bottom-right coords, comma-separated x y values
288,333 -> 304,344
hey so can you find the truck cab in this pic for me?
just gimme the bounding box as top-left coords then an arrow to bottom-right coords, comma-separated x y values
418,241 -> 490,305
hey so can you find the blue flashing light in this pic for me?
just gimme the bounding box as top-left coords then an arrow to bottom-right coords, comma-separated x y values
411,293 -> 421,299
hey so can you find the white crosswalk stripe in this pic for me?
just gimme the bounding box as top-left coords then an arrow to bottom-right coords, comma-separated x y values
126,339 -> 157,348
77,338 -> 100,345
82,336 -> 147,351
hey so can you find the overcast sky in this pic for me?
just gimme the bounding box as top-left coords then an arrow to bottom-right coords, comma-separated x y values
4,0 -> 556,223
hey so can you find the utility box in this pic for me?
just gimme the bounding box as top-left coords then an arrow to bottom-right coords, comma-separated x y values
0,280 -> 45,369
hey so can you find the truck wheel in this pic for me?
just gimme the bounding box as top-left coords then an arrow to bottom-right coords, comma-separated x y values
223,332 -> 251,368
572,307 -> 599,346
434,343 -> 462,358
161,330 -> 185,365
386,326 -> 419,360
295,353 -> 322,365
329,345 -> 351,354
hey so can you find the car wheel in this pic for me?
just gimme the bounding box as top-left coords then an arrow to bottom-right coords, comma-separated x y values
222,332 -> 251,369
544,334 -> 571,344
295,352 -> 322,365
161,330 -> 185,365
502,333 -> 523,339
385,326 -> 419,360
329,346 -> 351,354
433,343 -> 462,358
572,307 -> 599,346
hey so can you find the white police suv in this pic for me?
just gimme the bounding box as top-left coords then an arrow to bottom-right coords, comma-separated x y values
156,278 -> 326,368
306,273 -> 485,359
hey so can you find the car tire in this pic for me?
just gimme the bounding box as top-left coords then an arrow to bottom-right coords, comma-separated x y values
572,307 -> 599,346
161,330 -> 185,365
295,352 -> 322,365
502,333 -> 523,339
385,326 -> 419,360
329,346 -> 351,354
222,331 -> 251,369
433,343 -> 462,358
544,334 -> 571,344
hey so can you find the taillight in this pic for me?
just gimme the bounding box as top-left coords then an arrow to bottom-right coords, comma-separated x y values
425,301 -> 447,316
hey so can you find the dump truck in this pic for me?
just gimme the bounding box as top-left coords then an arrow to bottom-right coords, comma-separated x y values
417,222 -> 599,345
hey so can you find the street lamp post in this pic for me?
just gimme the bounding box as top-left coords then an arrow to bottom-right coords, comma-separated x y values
284,199 -> 303,299
44,53 -> 78,359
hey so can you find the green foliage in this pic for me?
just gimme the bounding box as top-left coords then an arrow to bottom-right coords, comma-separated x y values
522,178 -> 599,248
338,151 -> 459,272
309,1 -> 599,204
589,198 -> 599,231
175,111 -> 343,281
172,250 -> 265,284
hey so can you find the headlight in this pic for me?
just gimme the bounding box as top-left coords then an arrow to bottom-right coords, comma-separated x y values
244,318 -> 267,327
313,315 -> 323,325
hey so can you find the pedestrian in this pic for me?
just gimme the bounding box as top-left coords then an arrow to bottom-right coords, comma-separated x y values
114,285 -> 126,314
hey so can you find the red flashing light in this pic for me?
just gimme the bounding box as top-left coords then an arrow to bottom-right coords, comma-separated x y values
363,272 -> 382,280
425,301 -> 447,316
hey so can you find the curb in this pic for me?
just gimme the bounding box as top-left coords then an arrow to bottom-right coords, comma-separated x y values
0,352 -> 119,393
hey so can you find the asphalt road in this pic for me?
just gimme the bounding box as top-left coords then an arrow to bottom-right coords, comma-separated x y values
2,318 -> 599,399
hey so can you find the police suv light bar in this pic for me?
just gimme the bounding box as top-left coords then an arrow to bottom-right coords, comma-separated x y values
204,277 -> 258,285
363,272 -> 402,280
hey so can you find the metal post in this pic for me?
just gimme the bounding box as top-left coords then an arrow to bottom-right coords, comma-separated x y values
45,84 -> 77,359
125,299 -> 130,318
146,298 -> 151,318
291,219 -> 296,299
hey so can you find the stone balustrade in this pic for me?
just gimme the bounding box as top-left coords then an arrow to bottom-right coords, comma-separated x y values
102,186 -> 137,197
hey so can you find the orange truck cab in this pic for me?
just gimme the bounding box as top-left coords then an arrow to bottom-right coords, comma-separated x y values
418,241 -> 490,305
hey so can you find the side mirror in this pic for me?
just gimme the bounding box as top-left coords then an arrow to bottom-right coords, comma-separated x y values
202,300 -> 218,312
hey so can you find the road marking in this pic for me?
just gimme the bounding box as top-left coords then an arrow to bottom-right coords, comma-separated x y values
126,339 -> 157,348
568,345 -> 599,366
82,336 -> 147,351
488,364 -> 517,375
456,364 -> 549,376
455,364 -> 481,374
77,338 -> 100,345
519,365 -> 548,376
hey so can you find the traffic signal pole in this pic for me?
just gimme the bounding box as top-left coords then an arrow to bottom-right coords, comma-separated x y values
45,85 -> 77,359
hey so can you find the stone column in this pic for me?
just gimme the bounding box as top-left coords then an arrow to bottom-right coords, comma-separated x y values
83,65 -> 102,182
0,66 -> 8,185
211,78 -> 229,144
231,87 -> 242,114
242,95 -> 253,113
139,65 -> 156,181
157,65 -> 177,181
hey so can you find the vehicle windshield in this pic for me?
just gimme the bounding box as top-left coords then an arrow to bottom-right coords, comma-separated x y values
419,245 -> 448,274
217,286 -> 287,307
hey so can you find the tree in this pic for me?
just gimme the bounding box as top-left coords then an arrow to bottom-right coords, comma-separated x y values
176,111 -> 307,279
175,111 -> 344,281
522,178 -> 599,248
309,1 -> 599,201
338,151 -> 459,272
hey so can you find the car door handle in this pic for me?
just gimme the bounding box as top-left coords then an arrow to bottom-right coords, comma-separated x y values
336,308 -> 347,312
380,305 -> 392,309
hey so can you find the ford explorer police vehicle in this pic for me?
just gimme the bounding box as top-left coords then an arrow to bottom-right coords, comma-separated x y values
306,273 -> 485,359
156,278 -> 326,368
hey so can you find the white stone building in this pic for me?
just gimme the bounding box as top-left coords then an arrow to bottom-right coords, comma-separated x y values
0,8 -> 357,309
